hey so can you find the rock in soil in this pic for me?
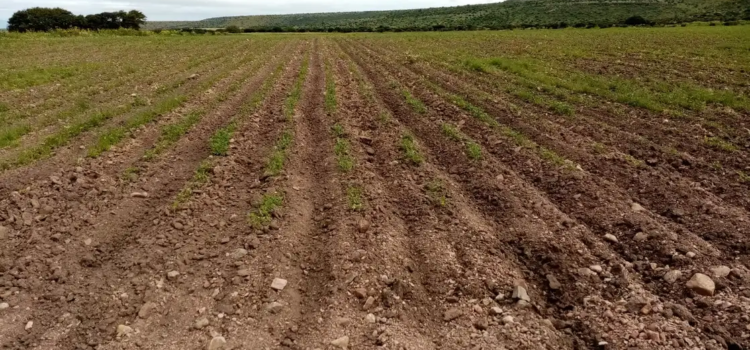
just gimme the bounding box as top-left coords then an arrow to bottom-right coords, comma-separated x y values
363,296 -> 375,310
0,225 -> 9,240
331,336 -> 350,348
490,307 -> 503,315
603,234 -> 618,243
512,286 -> 530,302
546,274 -> 561,290
633,232 -> 648,242
686,273 -> 715,296
0,303 -> 9,310
138,302 -> 158,319
116,325 -> 133,338
443,308 -> 462,322
208,336 -> 227,350
265,302 -> 284,314
25,321 -> 33,330
353,288 -> 367,299
194,317 -> 210,329
710,266 -> 731,278
365,313 -> 376,323
663,270 -> 682,283
167,271 -> 180,280
271,278 -> 288,291
357,218 -> 371,233
502,316 -> 514,324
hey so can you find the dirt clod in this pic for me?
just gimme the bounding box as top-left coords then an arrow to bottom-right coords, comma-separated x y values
443,308 -> 462,322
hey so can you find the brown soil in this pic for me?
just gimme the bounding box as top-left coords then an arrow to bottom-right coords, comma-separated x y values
1,37 -> 749,350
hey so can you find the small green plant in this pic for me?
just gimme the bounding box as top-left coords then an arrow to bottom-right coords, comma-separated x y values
466,141 -> 482,160
173,160 -> 213,207
550,101 -> 574,116
284,57 -> 310,119
704,136 -> 737,152
331,123 -> 345,138
334,138 -> 355,172
325,61 -> 337,114
592,142 -> 607,154
122,166 -> 140,182
266,130 -> 293,176
210,124 -> 234,156
441,123 -> 462,141
464,59 -> 488,73
402,89 -> 427,114
132,95 -> 148,107
400,134 -> 423,165
710,161 -> 723,171
425,179 -> 448,207
738,171 -> 750,183
145,111 -> 203,160
623,154 -> 645,168
347,186 -> 364,211
249,192 -> 283,228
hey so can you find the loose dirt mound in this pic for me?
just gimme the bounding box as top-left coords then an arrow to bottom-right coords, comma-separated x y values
1,34 -> 749,350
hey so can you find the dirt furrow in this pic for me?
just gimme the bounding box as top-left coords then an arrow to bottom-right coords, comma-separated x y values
340,40 -> 747,349
0,41 -> 304,350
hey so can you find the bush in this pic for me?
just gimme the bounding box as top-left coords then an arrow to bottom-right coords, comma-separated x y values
226,25 -> 242,33
8,7 -> 146,32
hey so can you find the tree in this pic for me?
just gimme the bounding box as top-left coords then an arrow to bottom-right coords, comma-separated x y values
8,7 -> 76,32
226,25 -> 242,33
122,10 -> 147,30
625,15 -> 651,26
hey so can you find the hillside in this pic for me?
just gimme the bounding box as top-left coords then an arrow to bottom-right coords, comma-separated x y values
145,0 -> 750,30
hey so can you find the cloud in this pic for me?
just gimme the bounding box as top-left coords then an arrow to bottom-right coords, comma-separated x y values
0,0 -> 500,28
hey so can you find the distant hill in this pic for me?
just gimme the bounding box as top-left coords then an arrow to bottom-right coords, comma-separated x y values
145,0 -> 750,30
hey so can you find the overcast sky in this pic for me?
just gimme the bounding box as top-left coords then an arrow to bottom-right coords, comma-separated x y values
1,0 -> 499,28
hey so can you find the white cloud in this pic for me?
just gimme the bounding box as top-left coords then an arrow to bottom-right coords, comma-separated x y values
1,0 -> 500,27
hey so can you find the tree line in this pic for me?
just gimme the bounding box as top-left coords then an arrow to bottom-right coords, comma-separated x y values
8,7 -> 146,32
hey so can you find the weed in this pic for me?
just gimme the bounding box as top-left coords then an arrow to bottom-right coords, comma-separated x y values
210,124 -> 234,156
266,130 -> 293,176
425,179 -> 448,207
325,60 -> 337,114
550,101 -> 575,116
173,160 -> 213,207
401,89 -> 427,114
132,96 -> 148,107
466,141 -> 482,160
711,161 -> 723,171
464,59 -> 488,73
400,134 -> 423,165
122,166 -> 140,182
704,136 -> 737,152
334,138 -> 355,172
441,123 -> 462,141
592,142 -> 607,154
331,123 -> 346,138
249,192 -> 283,228
738,171 -> 750,183
347,186 -> 364,211
623,154 -> 645,167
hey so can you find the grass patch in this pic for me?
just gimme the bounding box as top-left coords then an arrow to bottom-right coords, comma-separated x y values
400,134 -> 423,165
425,179 -> 448,207
122,166 -> 141,182
466,141 -> 482,160
144,110 -> 203,160
209,124 -> 235,156
592,142 -> 607,154
347,186 -> 364,211
248,192 -> 283,228
623,154 -> 645,167
441,123 -> 462,141
266,130 -> 293,176
401,89 -> 427,114
704,136 -> 737,152
88,95 -> 186,158
173,160 -> 213,207
331,123 -> 346,138
325,60 -> 337,114
738,171 -> 750,183
334,138 -> 355,172
284,56 -> 310,119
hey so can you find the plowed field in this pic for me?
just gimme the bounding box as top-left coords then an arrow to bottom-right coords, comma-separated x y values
1,27 -> 749,350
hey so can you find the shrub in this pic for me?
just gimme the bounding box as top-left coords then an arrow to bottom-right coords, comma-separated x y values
226,25 -> 242,33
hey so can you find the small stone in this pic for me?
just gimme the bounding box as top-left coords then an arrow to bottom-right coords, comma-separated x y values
25,321 -> 33,330
547,274 -> 561,290
631,203 -> 645,212
194,317 -> 209,329
473,304 -> 483,313
444,308 -> 462,322
265,302 -> 284,314
634,232 -> 648,242
363,296 -> 376,310
172,221 -> 184,230
271,278 -> 288,291
237,269 -> 251,277
167,271 -> 180,280
502,315 -> 514,324
512,286 -> 530,302
578,268 -> 596,277
130,192 -> 149,198
331,336 -> 349,348
0,225 -> 9,240
138,302 -> 158,318
490,307 -> 503,315
663,270 -> 682,283
207,336 -> 226,350
686,273 -> 715,296
334,317 -> 352,326
353,288 -> 367,299
590,265 -> 603,273
365,313 -> 376,323
686,252 -> 696,258
494,293 -> 505,301
357,219 -> 371,233
84,238 -> 92,246
710,266 -> 731,278
473,319 -> 488,330
0,303 -> 9,310
229,248 -> 247,259
646,330 -> 660,342
116,324 -> 133,337
604,234 -> 618,243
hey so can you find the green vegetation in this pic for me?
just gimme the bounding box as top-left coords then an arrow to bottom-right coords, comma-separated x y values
704,136 -> 738,152
466,141 -> 482,160
210,124 -> 234,156
400,134 -> 424,165
325,60 -> 337,114
266,131 -> 293,176
346,186 -> 364,211
401,89 -> 427,114
284,57 -> 310,120
88,95 -> 186,157
174,160 -> 213,207
441,123 -> 462,141
425,179 -> 448,207
441,123 -> 482,160
249,192 -> 283,228
145,111 -> 203,160
738,171 -> 750,183
334,138 -> 355,172
146,0 -> 749,32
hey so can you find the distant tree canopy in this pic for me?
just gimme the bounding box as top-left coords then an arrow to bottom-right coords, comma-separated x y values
8,7 -> 146,32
